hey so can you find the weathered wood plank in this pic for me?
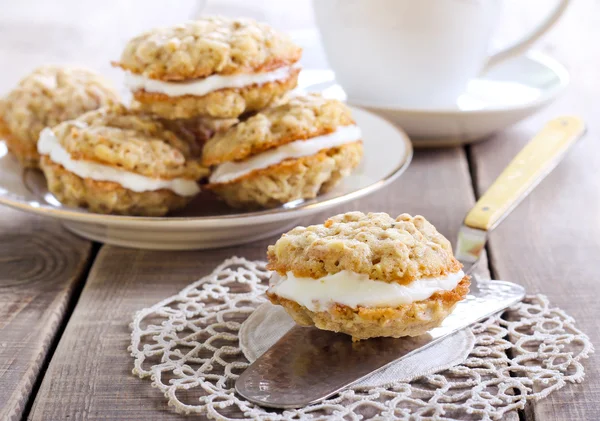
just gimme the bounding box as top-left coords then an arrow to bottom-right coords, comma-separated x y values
0,208 -> 92,421
0,2 -> 111,419
470,2 -> 600,420
28,148 -> 496,420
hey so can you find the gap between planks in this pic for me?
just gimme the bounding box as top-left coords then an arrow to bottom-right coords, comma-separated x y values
465,143 -> 522,421
19,243 -> 101,421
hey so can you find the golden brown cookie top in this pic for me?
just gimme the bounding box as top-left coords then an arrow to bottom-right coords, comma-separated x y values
0,65 -> 118,144
48,105 -> 208,180
267,212 -> 463,284
201,94 -> 356,166
113,16 -> 302,81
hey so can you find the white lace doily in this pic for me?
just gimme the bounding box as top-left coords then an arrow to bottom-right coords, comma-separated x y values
129,257 -> 594,420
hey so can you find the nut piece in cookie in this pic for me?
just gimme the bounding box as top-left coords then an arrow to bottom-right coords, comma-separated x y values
266,212 -> 470,341
157,115 -> 239,158
114,16 -> 302,119
202,94 -> 364,209
0,65 -> 119,168
37,105 -> 209,216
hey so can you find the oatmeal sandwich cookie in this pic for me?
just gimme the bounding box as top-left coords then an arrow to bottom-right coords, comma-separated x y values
37,105 -> 209,216
202,94 -> 364,209
266,212 -> 470,341
0,65 -> 118,168
114,16 -> 302,119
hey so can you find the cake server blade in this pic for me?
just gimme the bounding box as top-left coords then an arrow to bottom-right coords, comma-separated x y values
235,279 -> 525,409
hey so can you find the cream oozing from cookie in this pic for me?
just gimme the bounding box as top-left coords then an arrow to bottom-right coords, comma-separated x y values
268,270 -> 465,311
209,125 -> 362,184
37,128 -> 200,196
124,65 -> 297,97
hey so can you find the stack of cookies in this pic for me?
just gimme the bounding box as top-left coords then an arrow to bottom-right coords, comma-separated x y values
0,16 -> 364,216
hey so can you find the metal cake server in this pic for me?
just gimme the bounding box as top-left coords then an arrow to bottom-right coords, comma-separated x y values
236,116 -> 586,409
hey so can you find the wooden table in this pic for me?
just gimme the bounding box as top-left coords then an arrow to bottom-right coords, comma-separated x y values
1,1 -> 598,420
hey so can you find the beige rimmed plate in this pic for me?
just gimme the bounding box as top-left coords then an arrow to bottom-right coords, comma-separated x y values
0,107 -> 412,250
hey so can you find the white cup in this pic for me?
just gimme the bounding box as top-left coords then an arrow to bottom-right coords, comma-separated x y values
313,0 -> 570,108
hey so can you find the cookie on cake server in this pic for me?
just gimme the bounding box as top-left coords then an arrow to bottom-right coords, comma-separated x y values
266,212 -> 471,341
113,16 -> 302,119
0,65 -> 118,168
202,94 -> 364,209
37,105 -> 208,216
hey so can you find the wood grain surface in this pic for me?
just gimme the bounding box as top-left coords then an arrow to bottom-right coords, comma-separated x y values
469,1 -> 600,419
27,148 -> 496,420
0,208 -> 92,421
0,2 -> 104,419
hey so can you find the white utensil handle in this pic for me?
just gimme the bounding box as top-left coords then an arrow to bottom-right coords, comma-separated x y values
464,116 -> 585,231
483,0 -> 571,72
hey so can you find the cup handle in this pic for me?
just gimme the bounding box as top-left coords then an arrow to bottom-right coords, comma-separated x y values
482,0 -> 571,73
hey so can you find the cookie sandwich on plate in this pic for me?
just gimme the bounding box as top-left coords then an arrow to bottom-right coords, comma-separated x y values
202,94 -> 364,209
266,212 -> 470,341
0,65 -> 118,168
114,16 -> 302,120
37,105 -> 208,216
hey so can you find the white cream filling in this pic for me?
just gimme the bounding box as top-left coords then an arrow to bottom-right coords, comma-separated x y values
37,128 -> 200,196
124,65 -> 297,97
209,125 -> 362,184
268,270 -> 465,312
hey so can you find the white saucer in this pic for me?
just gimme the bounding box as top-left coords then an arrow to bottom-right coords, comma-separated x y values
0,107 -> 412,250
299,51 -> 569,147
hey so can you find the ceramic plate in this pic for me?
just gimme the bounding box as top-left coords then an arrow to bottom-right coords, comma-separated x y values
299,51 -> 569,146
0,107 -> 412,250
